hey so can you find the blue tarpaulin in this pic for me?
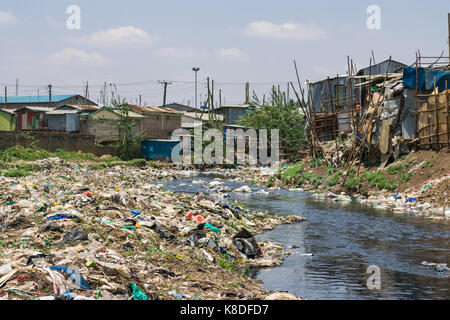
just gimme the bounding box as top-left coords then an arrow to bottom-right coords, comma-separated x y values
403,67 -> 450,91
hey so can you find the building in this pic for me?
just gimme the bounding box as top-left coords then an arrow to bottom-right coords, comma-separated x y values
129,105 -> 183,139
0,109 -> 16,131
159,103 -> 198,112
181,111 -> 224,129
356,59 -> 407,77
80,107 -> 146,142
15,106 -> 55,130
45,104 -> 100,132
0,95 -> 97,111
307,58 -> 408,140
213,104 -> 250,125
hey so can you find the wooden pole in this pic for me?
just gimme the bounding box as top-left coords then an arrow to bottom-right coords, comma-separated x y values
433,77 -> 439,150
446,80 -> 449,150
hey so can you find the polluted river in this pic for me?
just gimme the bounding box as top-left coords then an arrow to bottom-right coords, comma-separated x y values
159,173 -> 450,300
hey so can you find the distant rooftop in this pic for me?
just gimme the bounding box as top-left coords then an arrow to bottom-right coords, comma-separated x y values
0,95 -> 78,104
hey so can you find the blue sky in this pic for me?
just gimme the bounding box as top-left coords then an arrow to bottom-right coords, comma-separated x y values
0,0 -> 449,106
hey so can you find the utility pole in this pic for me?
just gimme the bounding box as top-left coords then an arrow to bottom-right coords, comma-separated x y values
48,84 -> 52,104
158,80 -> 172,107
139,94 -> 142,106
85,81 -> 88,105
16,79 -> 18,96
4,87 -> 6,107
245,82 -> 249,104
192,67 -> 200,109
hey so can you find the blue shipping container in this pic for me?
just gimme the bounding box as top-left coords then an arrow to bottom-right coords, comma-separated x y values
141,140 -> 180,160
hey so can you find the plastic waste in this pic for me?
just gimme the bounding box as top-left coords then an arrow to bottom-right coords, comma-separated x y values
50,265 -> 92,291
57,228 -> 88,245
232,228 -> 262,259
204,223 -> 221,233
128,283 -> 148,300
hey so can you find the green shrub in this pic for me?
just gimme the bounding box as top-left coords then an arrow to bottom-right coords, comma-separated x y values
344,176 -> 362,191
328,171 -> 343,186
309,157 -> 325,168
281,163 -> 304,184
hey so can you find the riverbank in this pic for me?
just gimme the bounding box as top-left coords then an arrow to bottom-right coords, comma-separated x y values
230,149 -> 449,221
0,152 -> 305,300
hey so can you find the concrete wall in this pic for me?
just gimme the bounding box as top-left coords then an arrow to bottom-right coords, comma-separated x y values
0,131 -> 116,156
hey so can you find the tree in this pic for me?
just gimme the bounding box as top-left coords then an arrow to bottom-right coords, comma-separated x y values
111,99 -> 144,160
238,86 -> 307,150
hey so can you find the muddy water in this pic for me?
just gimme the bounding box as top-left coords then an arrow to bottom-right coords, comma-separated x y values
161,175 -> 450,300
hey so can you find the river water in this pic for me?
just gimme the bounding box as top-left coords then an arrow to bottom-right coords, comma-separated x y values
159,174 -> 450,300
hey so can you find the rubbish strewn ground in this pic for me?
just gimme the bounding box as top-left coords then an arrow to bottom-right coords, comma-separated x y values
0,155 -> 305,300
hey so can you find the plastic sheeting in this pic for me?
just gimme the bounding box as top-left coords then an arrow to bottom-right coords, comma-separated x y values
403,67 -> 450,91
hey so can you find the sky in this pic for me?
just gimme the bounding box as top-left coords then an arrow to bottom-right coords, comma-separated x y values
0,0 -> 449,106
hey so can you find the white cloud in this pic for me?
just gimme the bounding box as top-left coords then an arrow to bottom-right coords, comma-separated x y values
68,26 -> 156,47
216,48 -> 248,61
153,47 -> 209,59
243,20 -> 326,40
0,11 -> 18,25
51,48 -> 108,66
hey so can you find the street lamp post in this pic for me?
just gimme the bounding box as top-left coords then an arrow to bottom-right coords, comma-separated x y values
192,67 -> 200,110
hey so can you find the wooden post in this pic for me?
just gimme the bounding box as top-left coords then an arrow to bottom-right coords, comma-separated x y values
433,77 -> 439,150
446,80 -> 449,150
415,53 -> 419,150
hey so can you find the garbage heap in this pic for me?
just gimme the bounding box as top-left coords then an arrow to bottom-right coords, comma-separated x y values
0,158 -> 305,300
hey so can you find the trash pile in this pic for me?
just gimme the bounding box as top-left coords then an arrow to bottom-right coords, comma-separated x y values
0,158 -> 305,300
357,173 -> 450,217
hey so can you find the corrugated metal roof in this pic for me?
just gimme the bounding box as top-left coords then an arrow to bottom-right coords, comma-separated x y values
0,95 -> 77,104
58,104 -> 100,111
129,104 -> 182,114
0,108 -> 16,115
87,107 -> 147,119
16,106 -> 55,112
46,110 -> 79,115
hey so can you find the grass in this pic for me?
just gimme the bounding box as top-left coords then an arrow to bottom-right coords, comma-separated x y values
387,160 -> 412,174
2,168 -> 33,177
328,171 -> 343,186
281,163 -> 305,184
361,171 -> 398,191
309,157 -> 325,168
344,176 -> 362,192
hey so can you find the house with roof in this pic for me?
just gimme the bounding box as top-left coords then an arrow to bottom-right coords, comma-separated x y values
45,105 -> 100,132
0,95 -> 97,111
159,102 -> 198,112
128,105 -> 183,139
213,104 -> 250,125
0,109 -> 16,131
79,106 -> 146,142
15,106 -> 55,130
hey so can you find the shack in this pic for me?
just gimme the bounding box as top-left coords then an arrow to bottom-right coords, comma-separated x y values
129,105 -> 183,139
213,104 -> 250,125
80,107 -> 146,142
0,109 -> 16,131
15,106 -> 55,130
